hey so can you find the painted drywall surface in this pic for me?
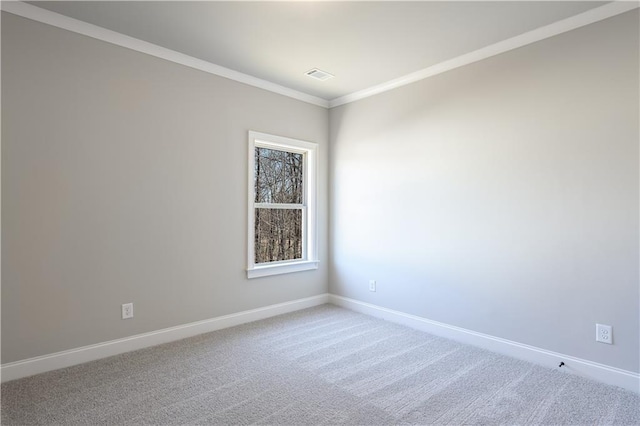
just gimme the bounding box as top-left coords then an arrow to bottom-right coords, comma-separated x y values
329,11 -> 639,372
1,13 -> 328,364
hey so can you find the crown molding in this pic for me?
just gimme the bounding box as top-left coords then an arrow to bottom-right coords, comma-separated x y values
2,1 -> 637,110
329,1 -> 640,108
0,1 -> 330,108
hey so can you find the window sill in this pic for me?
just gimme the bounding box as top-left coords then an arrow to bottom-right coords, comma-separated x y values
247,260 -> 319,279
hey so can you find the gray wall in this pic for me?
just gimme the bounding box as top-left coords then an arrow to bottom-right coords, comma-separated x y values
329,11 -> 639,372
3,7 -> 639,375
2,13 -> 328,363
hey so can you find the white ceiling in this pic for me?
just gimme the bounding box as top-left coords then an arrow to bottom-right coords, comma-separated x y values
30,1 -> 606,101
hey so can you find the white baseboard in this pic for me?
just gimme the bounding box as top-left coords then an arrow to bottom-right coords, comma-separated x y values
329,294 -> 640,394
1,294 -> 329,383
4,292 -> 637,394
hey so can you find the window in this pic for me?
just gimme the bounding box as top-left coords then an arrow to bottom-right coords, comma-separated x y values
247,131 -> 318,278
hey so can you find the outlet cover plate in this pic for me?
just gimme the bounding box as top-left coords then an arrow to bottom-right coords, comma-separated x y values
122,303 -> 134,319
596,323 -> 612,344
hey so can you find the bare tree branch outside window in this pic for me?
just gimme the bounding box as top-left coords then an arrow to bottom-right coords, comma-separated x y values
254,148 -> 303,263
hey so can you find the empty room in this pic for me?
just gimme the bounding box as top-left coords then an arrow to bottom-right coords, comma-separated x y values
2,1 -> 639,424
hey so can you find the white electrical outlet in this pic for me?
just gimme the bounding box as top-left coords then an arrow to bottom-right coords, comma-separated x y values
596,323 -> 612,344
369,280 -> 376,292
122,303 -> 134,319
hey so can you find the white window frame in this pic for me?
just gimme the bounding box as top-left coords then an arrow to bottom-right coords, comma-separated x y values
247,131 -> 318,279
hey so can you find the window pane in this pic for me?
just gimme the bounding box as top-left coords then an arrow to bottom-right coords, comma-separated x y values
255,208 -> 302,263
255,147 -> 303,204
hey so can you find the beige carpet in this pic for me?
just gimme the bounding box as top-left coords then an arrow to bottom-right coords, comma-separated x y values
2,304 -> 639,425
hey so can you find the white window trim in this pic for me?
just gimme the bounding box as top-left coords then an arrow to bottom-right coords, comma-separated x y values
247,131 -> 318,279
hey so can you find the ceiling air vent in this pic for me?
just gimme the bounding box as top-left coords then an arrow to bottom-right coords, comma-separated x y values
305,68 -> 334,81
